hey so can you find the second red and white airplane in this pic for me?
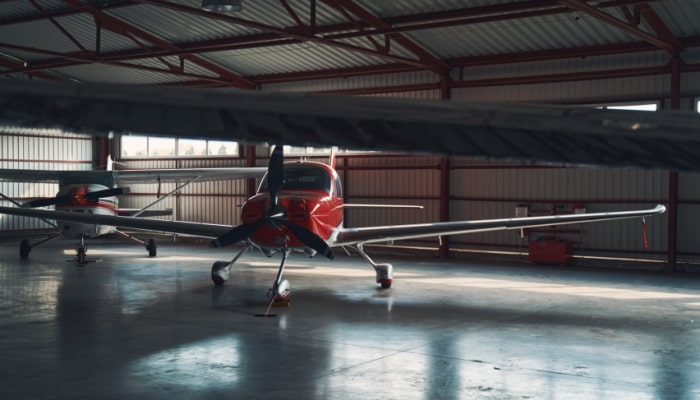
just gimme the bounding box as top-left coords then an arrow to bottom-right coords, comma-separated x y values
0,147 -> 666,303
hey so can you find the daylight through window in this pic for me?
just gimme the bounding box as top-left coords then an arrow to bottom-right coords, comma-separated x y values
120,136 -> 239,158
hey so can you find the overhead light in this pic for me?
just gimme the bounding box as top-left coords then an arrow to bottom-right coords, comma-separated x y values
202,0 -> 242,12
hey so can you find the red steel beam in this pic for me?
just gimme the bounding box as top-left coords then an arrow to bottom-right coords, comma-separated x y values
315,63 -> 700,96
136,0 -> 438,71
321,0 -> 450,75
0,0 -> 667,81
559,0 -> 675,54
63,0 -> 256,89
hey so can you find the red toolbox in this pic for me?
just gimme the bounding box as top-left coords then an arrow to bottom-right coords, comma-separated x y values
528,240 -> 573,264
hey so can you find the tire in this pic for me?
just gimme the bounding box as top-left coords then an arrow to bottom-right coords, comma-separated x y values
147,238 -> 157,257
20,239 -> 31,259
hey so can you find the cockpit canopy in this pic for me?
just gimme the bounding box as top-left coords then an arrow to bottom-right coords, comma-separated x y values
258,164 -> 333,194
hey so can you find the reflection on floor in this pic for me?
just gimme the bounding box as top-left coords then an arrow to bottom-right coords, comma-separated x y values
1,237 -> 699,399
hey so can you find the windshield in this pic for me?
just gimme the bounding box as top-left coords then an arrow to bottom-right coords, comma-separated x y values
259,164 -> 332,193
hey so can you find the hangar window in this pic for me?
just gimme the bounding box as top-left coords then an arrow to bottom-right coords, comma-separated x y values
120,135 -> 239,158
283,145 -> 332,155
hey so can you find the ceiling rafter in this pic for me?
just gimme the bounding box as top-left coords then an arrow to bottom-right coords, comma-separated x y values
29,0 -> 87,53
320,0 -> 449,76
0,0 -> 685,87
0,0 -> 665,76
137,0 -> 439,72
0,57 -> 58,80
636,2 -> 683,53
62,0 -> 256,89
558,0 -> 677,54
323,0 -> 386,54
278,0 -> 306,29
0,41 -> 241,84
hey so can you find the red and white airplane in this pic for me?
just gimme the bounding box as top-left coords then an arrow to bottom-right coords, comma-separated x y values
0,165 -> 265,263
0,146 -> 666,302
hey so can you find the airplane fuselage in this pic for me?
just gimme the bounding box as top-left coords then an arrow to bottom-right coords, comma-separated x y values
241,162 -> 343,253
54,183 -> 118,237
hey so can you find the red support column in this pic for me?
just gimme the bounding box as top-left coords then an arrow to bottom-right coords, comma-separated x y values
93,136 -> 110,170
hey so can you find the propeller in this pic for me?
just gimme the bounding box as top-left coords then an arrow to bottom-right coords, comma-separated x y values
211,145 -> 334,260
23,187 -> 129,208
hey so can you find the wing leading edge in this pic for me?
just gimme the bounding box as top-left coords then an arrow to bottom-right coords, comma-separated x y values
0,206 -> 231,238
0,168 -> 267,183
0,204 -> 665,249
333,205 -> 666,246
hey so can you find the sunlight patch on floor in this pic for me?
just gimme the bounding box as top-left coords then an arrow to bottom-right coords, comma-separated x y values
415,277 -> 700,300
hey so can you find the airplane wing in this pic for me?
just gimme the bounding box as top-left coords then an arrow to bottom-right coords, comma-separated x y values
0,168 -> 266,183
1,80 -> 700,170
0,169 -> 79,182
0,204 -> 664,248
333,204 -> 666,246
0,206 -> 231,238
112,168 -> 266,183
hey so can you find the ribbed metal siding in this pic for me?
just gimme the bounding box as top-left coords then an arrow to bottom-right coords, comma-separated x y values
0,130 -> 92,233
339,155 -> 442,248
117,156 -> 253,227
677,172 -> 700,264
449,161 -> 668,260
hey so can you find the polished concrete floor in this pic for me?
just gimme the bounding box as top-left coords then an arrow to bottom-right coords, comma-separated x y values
1,236 -> 700,399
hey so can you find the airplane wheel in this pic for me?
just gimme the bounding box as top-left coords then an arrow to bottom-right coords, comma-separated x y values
212,276 -> 225,286
211,261 -> 230,286
147,239 -> 157,257
20,239 -> 31,259
380,281 -> 392,289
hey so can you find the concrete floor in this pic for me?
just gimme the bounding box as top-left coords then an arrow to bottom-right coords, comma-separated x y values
1,236 -> 699,400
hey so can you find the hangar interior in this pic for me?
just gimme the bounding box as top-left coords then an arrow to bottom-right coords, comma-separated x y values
2,1 -> 700,399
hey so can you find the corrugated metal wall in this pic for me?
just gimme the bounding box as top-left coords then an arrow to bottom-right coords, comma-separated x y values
337,154 -> 669,263
116,156 -> 258,227
677,172 -> 700,264
3,48 -> 698,267
256,50 -> 700,267
0,128 -> 93,233
449,161 -> 668,261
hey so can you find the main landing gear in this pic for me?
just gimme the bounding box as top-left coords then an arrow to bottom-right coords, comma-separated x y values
20,231 -> 65,259
211,246 -> 291,317
351,244 -> 394,289
209,244 -> 393,316
18,230 -> 157,261
115,230 -> 157,257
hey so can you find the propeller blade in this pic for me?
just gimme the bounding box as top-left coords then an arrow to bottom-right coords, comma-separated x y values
267,145 -> 284,209
210,220 -> 265,248
279,220 -> 335,260
22,187 -> 129,208
22,196 -> 70,208
84,187 -> 129,201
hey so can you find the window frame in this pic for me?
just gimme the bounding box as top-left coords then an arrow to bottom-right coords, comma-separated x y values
119,135 -> 240,159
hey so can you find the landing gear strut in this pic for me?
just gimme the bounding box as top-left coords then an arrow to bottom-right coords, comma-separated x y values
19,231 -> 65,259
352,244 -> 394,289
259,248 -> 291,317
115,230 -> 157,257
211,246 -> 249,286
75,237 -> 88,265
